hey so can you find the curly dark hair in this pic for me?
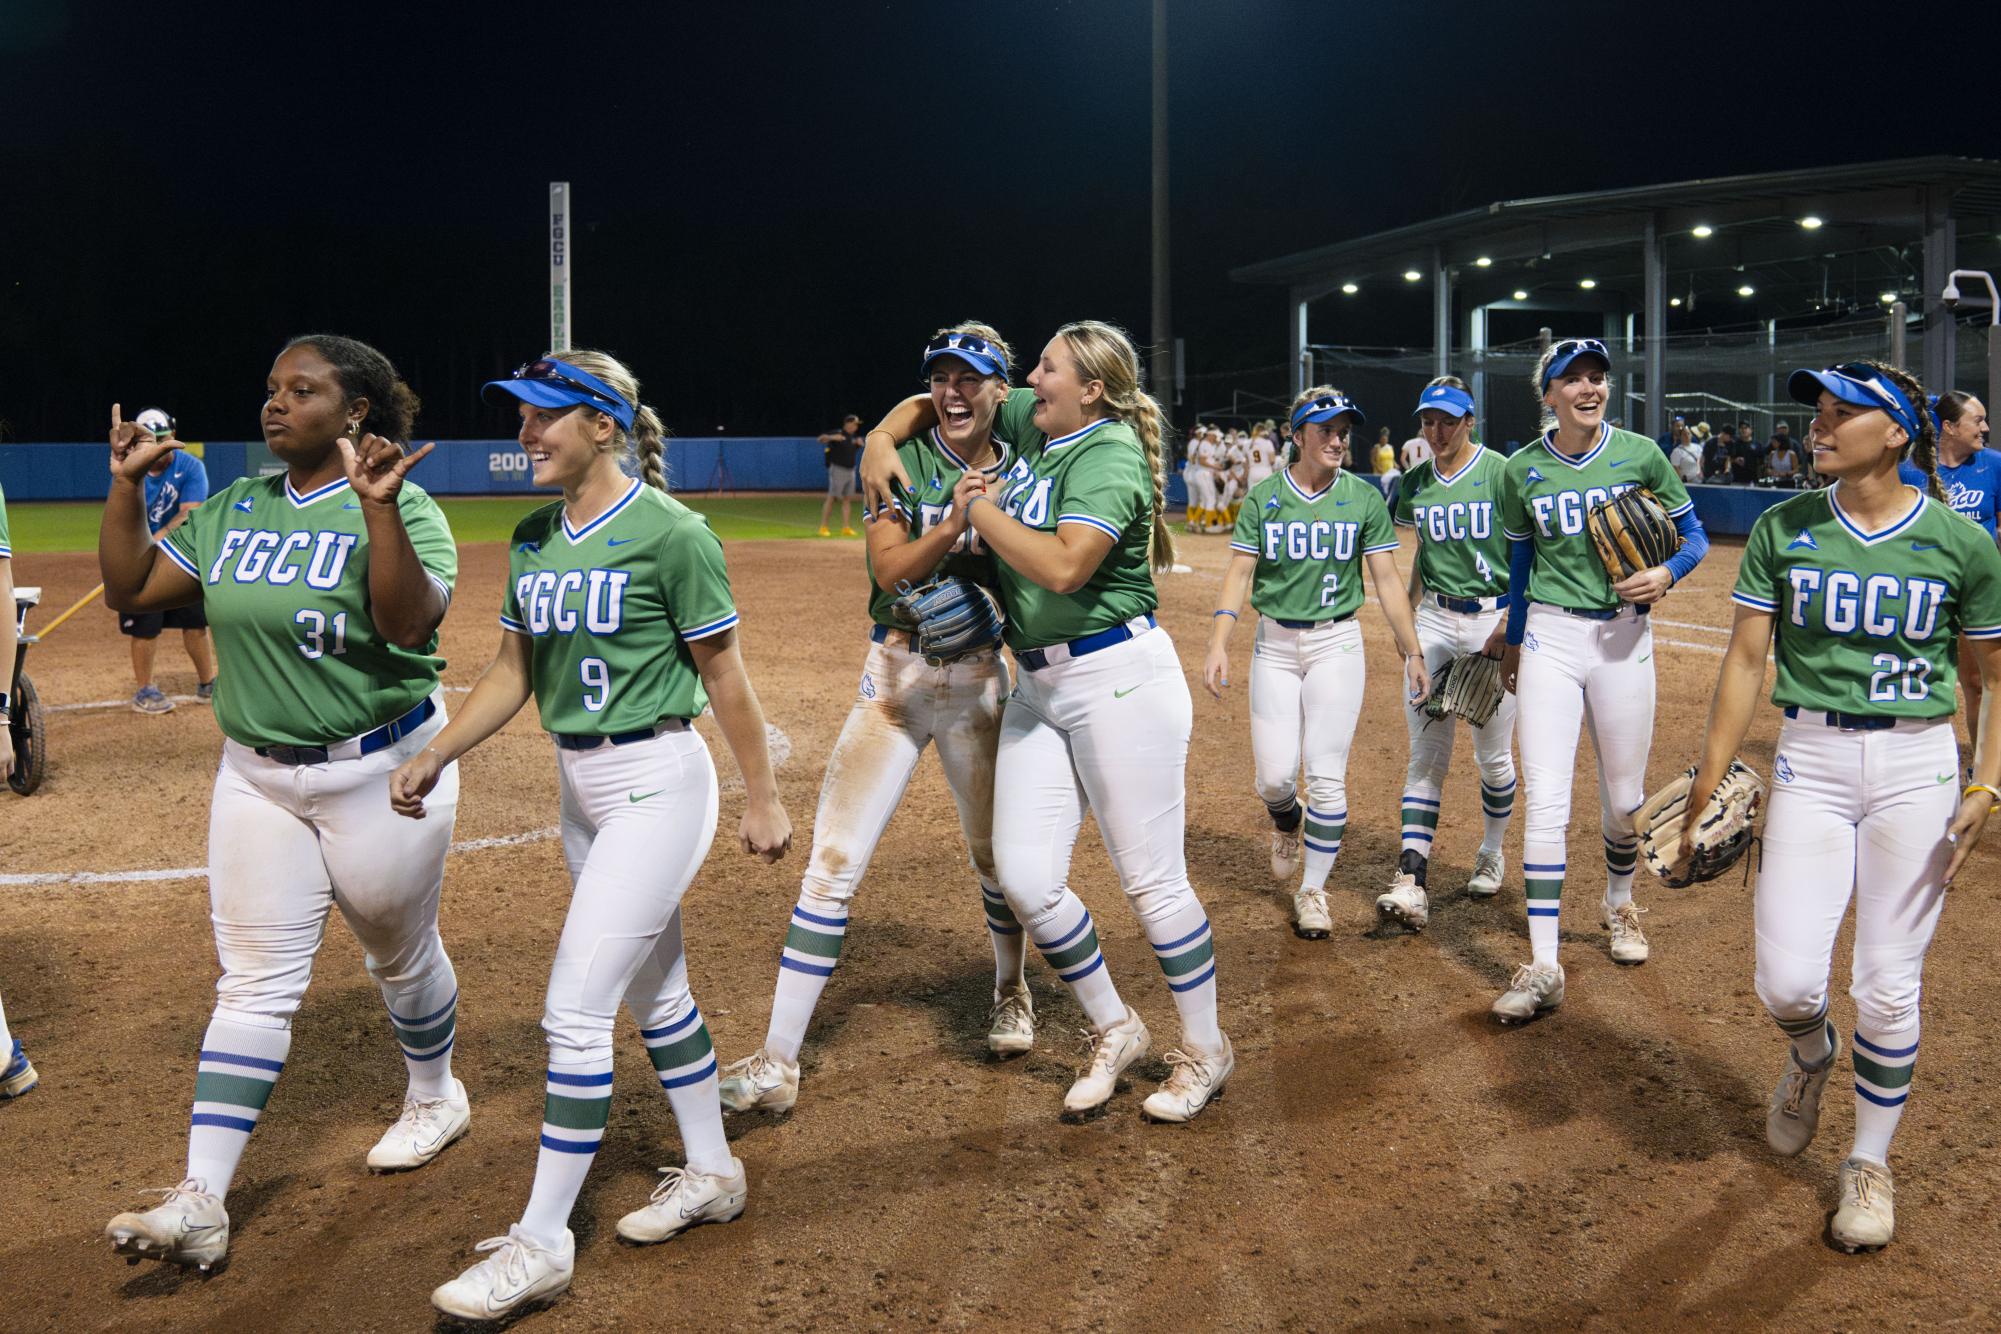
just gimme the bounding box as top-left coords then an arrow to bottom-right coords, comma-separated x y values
283,333 -> 422,442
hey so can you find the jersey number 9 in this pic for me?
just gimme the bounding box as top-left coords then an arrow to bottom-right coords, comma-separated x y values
581,657 -> 611,712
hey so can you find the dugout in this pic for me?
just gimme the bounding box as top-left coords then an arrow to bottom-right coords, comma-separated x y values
1231,157 -> 2001,451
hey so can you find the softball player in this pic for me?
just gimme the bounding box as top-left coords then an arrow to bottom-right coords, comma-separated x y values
1686,359 -> 1999,1252
397,351 -> 790,1320
1191,428 -> 1226,532
1203,387 -> 1429,938
1218,432 -> 1249,528
1492,339 -> 1709,1021
1244,429 -> 1278,493
100,336 -> 467,1272
0,479 -> 34,1101
718,324 -> 1028,1117
1898,391 -> 1995,763
1386,378 -> 1517,929
861,320 -> 1233,1123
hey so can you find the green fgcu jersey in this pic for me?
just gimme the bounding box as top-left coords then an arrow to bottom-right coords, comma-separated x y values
1393,445 -> 1510,599
866,428 -> 1009,628
1230,467 -> 1398,621
1733,486 -> 2001,718
987,388 -> 1158,651
500,481 -> 737,735
1499,425 -> 1693,610
160,474 -> 456,747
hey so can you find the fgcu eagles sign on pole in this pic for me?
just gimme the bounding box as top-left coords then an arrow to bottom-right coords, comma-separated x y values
550,182 -> 571,352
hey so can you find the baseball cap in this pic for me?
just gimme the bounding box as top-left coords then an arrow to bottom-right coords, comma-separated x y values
922,331 -> 1008,381
1291,393 -> 1366,432
483,358 -> 635,432
1786,363 -> 1924,444
135,407 -> 175,439
1413,385 -> 1475,419
1541,338 -> 1611,390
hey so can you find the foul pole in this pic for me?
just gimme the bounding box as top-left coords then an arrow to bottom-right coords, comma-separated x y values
550,182 -> 572,352
1150,0 -> 1171,410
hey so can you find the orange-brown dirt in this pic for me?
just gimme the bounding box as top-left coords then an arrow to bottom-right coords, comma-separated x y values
4,528 -> 2001,1332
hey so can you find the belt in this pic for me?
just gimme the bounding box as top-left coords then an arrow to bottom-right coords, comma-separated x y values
255,696 -> 437,766
1017,614 -> 1156,672
1432,592 -> 1509,615
1783,705 -> 1898,732
1271,611 -> 1357,630
869,624 -> 917,650
1533,600 -> 1649,622
551,718 -> 692,750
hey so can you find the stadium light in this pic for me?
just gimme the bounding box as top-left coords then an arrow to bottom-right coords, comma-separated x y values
1579,278 -> 1597,290
1737,284 -> 1755,297
1691,224 -> 1714,238
1799,215 -> 1824,230
1512,289 -> 1529,301
1880,292 -> 1897,304
1403,270 -> 1421,282
1474,256 -> 1493,267
1670,297 -> 1682,307
1341,282 -> 1359,295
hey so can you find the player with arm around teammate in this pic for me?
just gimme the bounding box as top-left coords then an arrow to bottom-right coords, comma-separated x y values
1383,377 -> 1518,930
0,481 -> 36,1101
716,323 -> 1031,1118
861,321 -> 1234,1123
100,336 -> 469,1272
1204,388 -> 1430,938
1490,339 -> 1710,1021
1898,391 -> 1995,767
394,352 -> 791,1320
1682,359 -> 2001,1252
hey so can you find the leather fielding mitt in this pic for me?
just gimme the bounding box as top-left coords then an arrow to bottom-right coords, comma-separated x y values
1586,485 -> 1682,582
1420,652 -> 1505,727
890,576 -> 1004,665
1637,759 -> 1765,888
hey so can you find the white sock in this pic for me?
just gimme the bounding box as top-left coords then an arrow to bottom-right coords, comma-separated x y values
382,959 -> 458,1100
0,991 -> 14,1055
764,892 -> 847,1064
1603,835 -> 1638,911
982,881 -> 1029,995
1480,775 -> 1516,853
1851,1023 -> 1918,1166
638,1003 -> 732,1177
1300,804 -> 1346,892
1144,899 -> 1222,1052
1523,840 -> 1564,966
518,1050 -> 611,1248
185,1013 -> 291,1200
1772,1003 -> 1835,1069
1027,892 -> 1125,1030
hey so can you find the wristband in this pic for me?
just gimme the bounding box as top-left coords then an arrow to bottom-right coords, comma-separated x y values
1213,609 -> 1237,619
1964,783 -> 2001,812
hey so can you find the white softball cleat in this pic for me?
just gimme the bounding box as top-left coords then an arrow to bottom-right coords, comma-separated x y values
1375,873 -> 1429,932
1767,1029 -> 1840,1157
1466,849 -> 1505,899
106,1178 -> 229,1271
717,1048 -> 799,1114
367,1077 -> 471,1171
616,1158 -> 749,1244
1141,1037 -> 1234,1123
1269,829 -> 1301,880
431,1224 -> 574,1321
986,985 -> 1036,1057
1832,1158 -> 1895,1252
1,1039 -> 37,1098
1062,1009 -> 1150,1118
1292,888 -> 1332,940
1603,901 -> 1650,965
1491,962 -> 1565,1023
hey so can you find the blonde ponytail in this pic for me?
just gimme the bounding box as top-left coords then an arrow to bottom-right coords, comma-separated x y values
1051,320 -> 1178,572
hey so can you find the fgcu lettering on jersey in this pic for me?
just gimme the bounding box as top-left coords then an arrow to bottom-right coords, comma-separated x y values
1231,467 -> 1396,623
1258,516 -> 1361,562
511,568 -> 631,635
1500,425 -> 1694,611
1393,445 -> 1510,598
864,430 -> 1008,629
203,529 -> 358,588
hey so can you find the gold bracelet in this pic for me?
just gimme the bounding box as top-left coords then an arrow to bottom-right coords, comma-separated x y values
1962,783 -> 2001,812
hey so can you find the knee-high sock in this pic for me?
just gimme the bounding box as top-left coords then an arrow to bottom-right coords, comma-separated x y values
1144,900 -> 1221,1053
1851,1023 -> 1919,1166
185,1013 -> 291,1200
1026,892 -> 1125,1030
1399,789 -> 1440,862
0,992 -> 13,1055
384,969 -> 458,1100
1772,1000 -> 1835,1069
1523,841 -> 1564,966
1604,836 -> 1638,910
1301,804 -> 1346,892
981,882 -> 1029,996
1480,776 -> 1516,854
639,1004 -> 732,1177
763,893 -> 847,1064
518,1051 -> 612,1248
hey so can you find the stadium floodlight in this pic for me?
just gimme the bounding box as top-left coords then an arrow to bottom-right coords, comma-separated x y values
1691,224 -> 1714,238
1737,284 -> 1755,297
1475,256 -> 1493,267
1579,278 -> 1597,290
1799,216 -> 1824,230
1880,292 -> 1898,304
1341,282 -> 1359,295
1670,297 -> 1682,307
1512,289 -> 1529,301
1403,270 -> 1421,282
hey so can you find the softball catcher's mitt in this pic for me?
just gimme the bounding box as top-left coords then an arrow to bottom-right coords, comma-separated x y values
891,576 -> 1004,665
1586,485 -> 1682,581
1636,759 -> 1764,888
1420,652 -> 1505,727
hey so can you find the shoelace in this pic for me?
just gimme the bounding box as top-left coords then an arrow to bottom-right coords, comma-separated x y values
1612,904 -> 1650,934
1075,1027 -> 1127,1077
724,1052 -> 778,1088
1158,1049 -> 1213,1095
989,993 -> 1033,1031
1778,1065 -> 1812,1117
471,1228 -> 541,1287
1850,1164 -> 1889,1208
648,1167 -> 689,1205
141,1178 -> 214,1209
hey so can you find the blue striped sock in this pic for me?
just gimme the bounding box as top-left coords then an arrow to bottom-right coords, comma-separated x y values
982,883 -> 1029,993
1604,835 -> 1639,909
1301,805 -> 1346,891
1851,1025 -> 1918,1165
764,893 -> 847,1064
1030,892 -> 1124,1030
1771,1002 -> 1835,1069
1480,775 -> 1516,852
641,1003 -> 730,1176
1523,840 -> 1564,965
185,1015 -> 290,1200
1147,901 -> 1221,1052
519,1053 -> 613,1247
385,976 -> 457,1100
1400,791 -> 1440,860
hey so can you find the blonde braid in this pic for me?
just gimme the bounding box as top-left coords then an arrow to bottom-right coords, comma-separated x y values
633,403 -> 669,493
1863,359 -> 1946,503
1051,320 -> 1178,572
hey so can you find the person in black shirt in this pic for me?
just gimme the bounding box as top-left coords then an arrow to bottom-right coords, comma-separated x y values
817,414 -> 863,536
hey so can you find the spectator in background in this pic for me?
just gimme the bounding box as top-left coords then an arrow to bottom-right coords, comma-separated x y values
1670,419 -> 1703,484
119,408 -> 218,713
1370,426 -> 1400,501
1278,418 -> 1294,462
1765,429 -> 1800,487
1702,424 -> 1735,481
816,413 -> 863,536
1654,413 -> 1685,456
1399,425 -> 1432,472
1729,426 -> 1762,485
1766,419 -> 1798,460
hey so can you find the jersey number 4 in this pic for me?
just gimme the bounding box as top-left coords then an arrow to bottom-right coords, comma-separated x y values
295,609 -> 348,659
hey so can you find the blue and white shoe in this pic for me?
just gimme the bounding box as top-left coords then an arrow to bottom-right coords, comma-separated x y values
131,685 -> 175,715
1,1039 -> 36,1098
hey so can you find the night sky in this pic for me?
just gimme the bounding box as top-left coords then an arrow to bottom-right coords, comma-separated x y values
4,0 -> 1992,443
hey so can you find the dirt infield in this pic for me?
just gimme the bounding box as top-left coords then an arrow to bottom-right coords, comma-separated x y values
5,526 -> 2001,1331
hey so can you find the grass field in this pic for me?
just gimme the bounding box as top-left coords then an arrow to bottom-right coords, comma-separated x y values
4,492 -> 851,554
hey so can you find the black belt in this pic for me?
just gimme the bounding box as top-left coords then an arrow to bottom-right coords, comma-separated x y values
1783,705 -> 1898,732
1434,593 -> 1509,614
1534,600 -> 1648,622
255,696 -> 436,766
1272,611 -> 1357,630
1017,615 -> 1157,672
551,718 -> 691,750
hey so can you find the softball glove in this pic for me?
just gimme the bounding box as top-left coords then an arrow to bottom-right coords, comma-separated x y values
1586,485 -> 1682,582
1420,652 -> 1505,727
1636,759 -> 1765,888
890,576 -> 1004,665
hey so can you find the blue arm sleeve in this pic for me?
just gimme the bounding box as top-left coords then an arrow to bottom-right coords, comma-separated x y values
1665,508 -> 1709,585
1505,537 -> 1534,644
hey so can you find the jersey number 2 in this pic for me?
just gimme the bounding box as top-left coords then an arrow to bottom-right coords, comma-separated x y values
1321,573 -> 1339,607
295,610 -> 347,660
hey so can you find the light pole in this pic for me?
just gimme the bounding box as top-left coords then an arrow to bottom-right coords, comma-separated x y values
1944,268 -> 1999,413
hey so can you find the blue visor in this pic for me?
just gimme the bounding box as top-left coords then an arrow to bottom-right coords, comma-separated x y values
1787,363 -> 1923,444
483,358 -> 635,432
1290,393 -> 1366,432
1413,385 -> 1475,419
922,332 -> 1008,381
1541,338 -> 1612,390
